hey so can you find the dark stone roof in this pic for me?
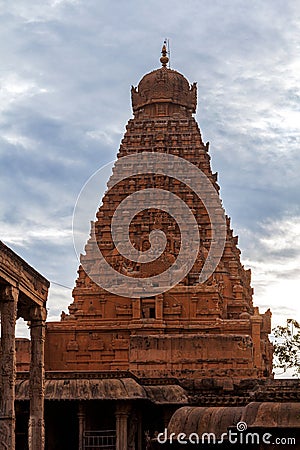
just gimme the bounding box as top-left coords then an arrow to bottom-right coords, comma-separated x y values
15,377 -> 188,404
168,402 -> 300,437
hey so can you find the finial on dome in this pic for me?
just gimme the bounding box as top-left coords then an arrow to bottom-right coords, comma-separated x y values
160,42 -> 169,68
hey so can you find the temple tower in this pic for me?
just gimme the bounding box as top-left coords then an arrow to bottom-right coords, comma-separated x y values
46,45 -> 273,381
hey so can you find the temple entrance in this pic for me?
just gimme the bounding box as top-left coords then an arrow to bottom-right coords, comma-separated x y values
83,401 -> 116,449
45,401 -> 78,450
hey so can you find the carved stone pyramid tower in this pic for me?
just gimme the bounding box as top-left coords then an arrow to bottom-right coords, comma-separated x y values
46,45 -> 273,381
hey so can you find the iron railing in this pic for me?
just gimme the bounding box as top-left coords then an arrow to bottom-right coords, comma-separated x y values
83,430 -> 116,449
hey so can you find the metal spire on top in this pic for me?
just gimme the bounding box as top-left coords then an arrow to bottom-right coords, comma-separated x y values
160,40 -> 169,67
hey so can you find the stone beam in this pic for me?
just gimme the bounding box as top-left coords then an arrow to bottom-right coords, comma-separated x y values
0,241 -> 49,306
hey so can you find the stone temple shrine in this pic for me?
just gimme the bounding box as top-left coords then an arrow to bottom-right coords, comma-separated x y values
1,45 -> 300,449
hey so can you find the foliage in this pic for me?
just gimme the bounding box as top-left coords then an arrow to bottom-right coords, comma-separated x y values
273,319 -> 300,377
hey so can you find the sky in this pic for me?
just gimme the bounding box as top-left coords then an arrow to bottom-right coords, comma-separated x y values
0,0 -> 300,346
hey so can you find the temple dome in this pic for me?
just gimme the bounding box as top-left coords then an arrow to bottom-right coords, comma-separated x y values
131,45 -> 197,113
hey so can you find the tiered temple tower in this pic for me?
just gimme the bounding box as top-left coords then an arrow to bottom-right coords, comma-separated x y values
45,45 -> 273,381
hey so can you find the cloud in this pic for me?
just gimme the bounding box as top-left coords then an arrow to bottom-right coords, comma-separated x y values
237,216 -> 300,326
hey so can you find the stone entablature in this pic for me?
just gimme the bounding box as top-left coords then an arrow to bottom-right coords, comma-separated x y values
0,241 -> 48,309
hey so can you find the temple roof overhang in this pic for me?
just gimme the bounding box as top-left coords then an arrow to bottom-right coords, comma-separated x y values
15,377 -> 188,404
167,402 -> 300,437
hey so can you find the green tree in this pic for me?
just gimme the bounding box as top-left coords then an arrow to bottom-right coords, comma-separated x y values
273,319 -> 300,377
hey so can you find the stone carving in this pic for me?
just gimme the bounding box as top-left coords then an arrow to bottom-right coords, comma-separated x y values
67,340 -> 79,351
115,304 -> 132,316
87,334 -> 104,351
127,411 -> 138,450
0,421 -> 10,450
163,302 -> 182,315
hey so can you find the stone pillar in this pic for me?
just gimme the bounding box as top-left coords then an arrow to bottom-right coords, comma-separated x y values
28,305 -> 47,450
156,295 -> 163,320
128,409 -> 138,450
251,307 -> 263,370
0,285 -> 18,450
115,402 -> 130,450
78,402 -> 85,450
